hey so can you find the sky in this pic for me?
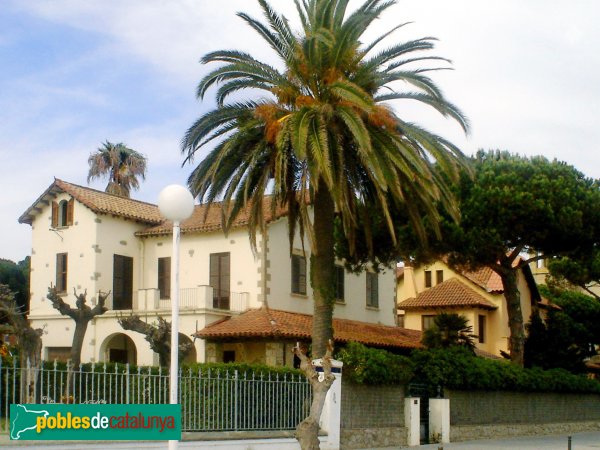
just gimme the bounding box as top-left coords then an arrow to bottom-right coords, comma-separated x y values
1,0 -> 599,262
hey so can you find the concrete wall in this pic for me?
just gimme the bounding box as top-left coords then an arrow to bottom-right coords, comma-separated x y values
448,390 -> 600,441
340,381 -> 406,449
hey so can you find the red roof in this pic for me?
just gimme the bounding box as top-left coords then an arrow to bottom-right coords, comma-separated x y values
398,278 -> 498,311
19,179 -> 162,225
462,267 -> 504,293
196,308 -> 422,349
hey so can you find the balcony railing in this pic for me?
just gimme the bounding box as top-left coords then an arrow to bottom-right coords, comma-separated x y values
135,286 -> 249,313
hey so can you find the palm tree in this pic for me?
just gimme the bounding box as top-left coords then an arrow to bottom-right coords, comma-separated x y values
422,312 -> 477,351
182,1 -> 468,447
87,141 -> 147,197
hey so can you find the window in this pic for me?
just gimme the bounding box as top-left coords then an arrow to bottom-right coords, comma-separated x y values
113,255 -> 133,310
478,315 -> 486,344
291,254 -> 307,295
56,253 -> 68,293
46,347 -> 71,362
335,265 -> 345,302
158,257 -> 171,299
223,350 -> 236,363
51,199 -> 74,227
425,270 -> 432,288
210,252 -> 230,309
422,315 -> 436,331
436,270 -> 444,285
366,272 -> 379,308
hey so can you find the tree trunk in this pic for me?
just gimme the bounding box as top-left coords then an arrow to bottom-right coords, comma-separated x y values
498,268 -> 525,366
71,320 -> 88,370
310,179 -> 335,357
294,342 -> 336,450
295,179 -> 336,450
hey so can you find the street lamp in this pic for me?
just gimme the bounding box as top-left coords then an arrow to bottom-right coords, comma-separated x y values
158,185 -> 194,450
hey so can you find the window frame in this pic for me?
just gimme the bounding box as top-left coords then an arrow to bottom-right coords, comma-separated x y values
436,269 -> 444,285
425,270 -> 432,288
422,314 -> 437,331
210,252 -> 231,309
291,253 -> 307,296
334,265 -> 345,302
55,253 -> 68,293
478,314 -> 486,344
158,257 -> 171,300
113,254 -> 133,310
366,272 -> 379,308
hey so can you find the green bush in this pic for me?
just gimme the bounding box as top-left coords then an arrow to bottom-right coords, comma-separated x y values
412,346 -> 600,394
338,342 -> 414,385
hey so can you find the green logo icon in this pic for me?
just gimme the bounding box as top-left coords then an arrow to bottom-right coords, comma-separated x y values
10,404 -> 181,440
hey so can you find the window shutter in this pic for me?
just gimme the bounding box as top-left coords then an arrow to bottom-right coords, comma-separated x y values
67,198 -> 74,226
158,257 -> 171,299
51,201 -> 58,228
298,256 -> 306,295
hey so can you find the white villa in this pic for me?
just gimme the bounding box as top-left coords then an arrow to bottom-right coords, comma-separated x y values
19,179 -> 416,367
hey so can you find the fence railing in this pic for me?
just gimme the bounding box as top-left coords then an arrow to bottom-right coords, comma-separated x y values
0,359 -> 311,434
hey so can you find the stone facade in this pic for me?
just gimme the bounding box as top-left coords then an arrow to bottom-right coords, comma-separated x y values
448,390 -> 600,441
340,381 -> 406,449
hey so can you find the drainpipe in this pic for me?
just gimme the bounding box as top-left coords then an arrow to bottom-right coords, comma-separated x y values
260,227 -> 269,308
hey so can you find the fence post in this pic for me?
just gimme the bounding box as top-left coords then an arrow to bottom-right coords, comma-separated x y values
313,358 -> 343,450
429,397 -> 450,444
234,369 -> 239,431
126,363 -> 130,404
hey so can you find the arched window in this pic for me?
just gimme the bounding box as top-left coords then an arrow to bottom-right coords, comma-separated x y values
51,198 -> 74,228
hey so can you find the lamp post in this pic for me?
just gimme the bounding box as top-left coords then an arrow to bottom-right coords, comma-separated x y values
158,185 -> 194,450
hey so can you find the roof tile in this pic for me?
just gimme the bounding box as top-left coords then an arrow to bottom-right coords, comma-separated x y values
398,278 -> 498,311
196,308 -> 422,349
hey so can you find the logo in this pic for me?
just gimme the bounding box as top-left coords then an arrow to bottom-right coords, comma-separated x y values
10,404 -> 181,441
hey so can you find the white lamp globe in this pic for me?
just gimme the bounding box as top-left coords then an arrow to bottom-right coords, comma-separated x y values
158,185 -> 195,222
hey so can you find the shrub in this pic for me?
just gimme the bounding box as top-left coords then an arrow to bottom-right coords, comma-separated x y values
338,342 -> 414,385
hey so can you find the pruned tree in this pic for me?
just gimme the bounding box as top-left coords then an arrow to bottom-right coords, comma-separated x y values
47,286 -> 109,369
0,284 -> 43,403
118,315 -> 192,366
0,284 -> 42,368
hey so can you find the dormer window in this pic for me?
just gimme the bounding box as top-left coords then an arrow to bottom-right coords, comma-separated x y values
52,199 -> 74,228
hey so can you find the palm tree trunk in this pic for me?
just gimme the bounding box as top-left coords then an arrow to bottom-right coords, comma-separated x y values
295,178 -> 336,450
498,267 -> 525,366
310,178 -> 335,357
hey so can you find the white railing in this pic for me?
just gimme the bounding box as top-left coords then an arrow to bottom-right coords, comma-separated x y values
140,286 -> 249,312
0,359 -> 311,433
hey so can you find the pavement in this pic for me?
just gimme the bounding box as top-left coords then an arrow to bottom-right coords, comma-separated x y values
361,431 -> 600,449
0,431 -> 599,449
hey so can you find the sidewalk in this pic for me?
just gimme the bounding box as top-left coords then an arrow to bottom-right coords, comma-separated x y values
361,431 -> 600,449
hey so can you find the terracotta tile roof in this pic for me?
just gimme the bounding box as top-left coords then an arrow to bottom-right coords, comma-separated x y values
398,278 -> 498,311
462,267 -> 504,293
19,179 -> 162,225
136,197 -> 288,237
196,308 -> 423,349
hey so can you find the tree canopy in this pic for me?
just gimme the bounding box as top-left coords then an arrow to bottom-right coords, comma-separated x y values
0,257 -> 29,312
182,0 -> 467,447
87,141 -> 147,198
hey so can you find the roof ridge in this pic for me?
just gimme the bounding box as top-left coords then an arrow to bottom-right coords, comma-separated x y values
55,178 -> 161,208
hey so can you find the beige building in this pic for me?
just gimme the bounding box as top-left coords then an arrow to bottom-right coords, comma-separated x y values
19,179 -> 404,366
397,260 -> 543,357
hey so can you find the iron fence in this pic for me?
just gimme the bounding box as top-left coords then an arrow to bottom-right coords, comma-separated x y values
0,359 -> 311,433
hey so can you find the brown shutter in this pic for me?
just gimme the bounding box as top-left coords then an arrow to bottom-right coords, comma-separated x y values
67,198 -> 74,226
51,201 -> 58,228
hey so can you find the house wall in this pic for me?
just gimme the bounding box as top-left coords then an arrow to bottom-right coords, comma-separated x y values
397,261 -> 537,356
267,219 -> 396,326
448,390 -> 600,441
26,189 -> 397,367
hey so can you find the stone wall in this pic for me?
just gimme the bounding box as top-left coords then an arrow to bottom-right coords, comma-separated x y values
340,381 -> 406,449
448,390 -> 600,441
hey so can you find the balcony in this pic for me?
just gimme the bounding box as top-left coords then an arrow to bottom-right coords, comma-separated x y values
112,286 -> 250,313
